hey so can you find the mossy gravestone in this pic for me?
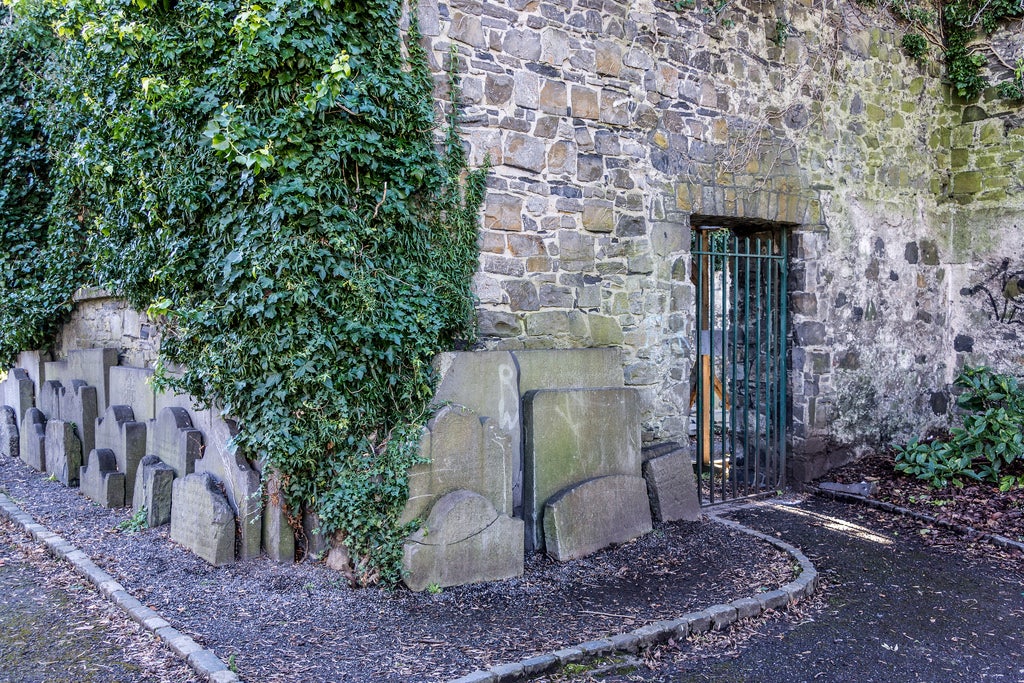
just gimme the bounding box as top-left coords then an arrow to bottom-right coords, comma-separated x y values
94,405 -> 146,507
19,408 -> 46,472
170,472 -> 236,566
45,420 -> 82,487
80,448 -> 125,508
0,406 -> 18,459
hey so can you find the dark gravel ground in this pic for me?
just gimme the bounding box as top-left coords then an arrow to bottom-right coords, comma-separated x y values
0,456 -> 794,682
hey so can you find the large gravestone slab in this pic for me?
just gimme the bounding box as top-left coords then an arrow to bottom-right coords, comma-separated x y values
403,490 -> 524,591
80,448 -> 125,508
192,410 -> 261,560
38,380 -> 65,421
522,387 -> 641,550
68,348 -> 119,412
642,447 -> 701,523
110,367 -> 157,422
147,407 -> 201,478
2,369 -> 35,427
45,420 -> 83,487
15,350 -> 50,398
19,408 -> 46,472
133,455 -> 175,527
64,382 -> 99,457
262,470 -> 295,563
431,351 -> 522,514
512,348 -> 624,396
543,474 -> 652,561
1,406 -> 18,459
170,472 -> 236,566
400,406 -> 513,525
94,405 -> 146,506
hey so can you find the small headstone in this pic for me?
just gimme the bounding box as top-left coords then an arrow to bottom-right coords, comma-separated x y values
109,367 -> 157,422
19,408 -> 46,471
0,406 -> 18,459
133,455 -> 175,527
170,472 -> 236,566
38,380 -> 65,421
148,407 -> 201,478
642,448 -> 701,523
403,490 -> 524,591
262,470 -> 295,563
63,381 -> 99,457
66,348 -> 119,412
45,420 -> 83,487
543,474 -> 653,561
94,405 -> 147,506
2,368 -> 35,426
302,508 -> 328,559
80,448 -> 126,508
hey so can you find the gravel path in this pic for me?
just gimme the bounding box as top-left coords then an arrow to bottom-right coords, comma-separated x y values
0,456 -> 795,682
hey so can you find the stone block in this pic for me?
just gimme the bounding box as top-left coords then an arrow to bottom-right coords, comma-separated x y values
80,448 -> 126,508
262,470 -> 295,563
19,408 -> 47,471
67,348 -> 119,412
148,407 -> 202,478
15,350 -> 50,398
401,405 -> 513,524
1,406 -> 18,459
45,420 -> 83,487
642,448 -> 701,523
2,368 -> 35,426
95,405 -> 147,506
170,473 -> 236,566
192,410 -> 262,560
109,367 -> 157,422
512,348 -> 624,396
38,380 -> 65,421
430,351 -> 521,513
504,133 -> 546,173
543,475 -> 652,561
133,454 -> 175,527
403,490 -> 524,591
64,381 -> 99,457
522,387 -> 641,550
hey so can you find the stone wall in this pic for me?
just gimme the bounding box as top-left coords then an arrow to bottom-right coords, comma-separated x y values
419,0 -> 1024,478
55,288 -> 160,369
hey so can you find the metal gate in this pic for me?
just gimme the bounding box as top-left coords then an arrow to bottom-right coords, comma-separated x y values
691,223 -> 788,504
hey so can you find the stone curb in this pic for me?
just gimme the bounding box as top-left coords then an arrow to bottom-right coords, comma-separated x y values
0,492 -> 240,683
447,511 -> 818,683
812,486 -> 1024,554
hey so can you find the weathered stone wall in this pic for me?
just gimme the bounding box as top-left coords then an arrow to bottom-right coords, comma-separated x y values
420,0 -> 1024,478
55,288 -> 159,369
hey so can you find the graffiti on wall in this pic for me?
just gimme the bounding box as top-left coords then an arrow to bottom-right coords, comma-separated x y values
962,258 -> 1024,326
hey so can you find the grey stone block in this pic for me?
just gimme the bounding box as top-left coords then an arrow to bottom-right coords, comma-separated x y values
819,480 -> 878,497
45,420 -> 83,486
19,408 -> 46,471
401,405 -> 513,524
170,473 -> 236,566
39,380 -> 65,421
523,387 -> 641,550
148,407 -> 202,478
1,406 -> 18,458
262,470 -> 295,563
512,348 -> 624,395
133,454 -> 175,527
109,366 -> 157,422
64,381 -> 98,457
2,368 -> 35,427
80,448 -> 126,508
67,348 -> 118,412
403,490 -> 524,591
642,448 -> 701,523
731,596 -> 762,619
708,603 -> 738,629
95,405 -> 146,506
543,474 -> 652,561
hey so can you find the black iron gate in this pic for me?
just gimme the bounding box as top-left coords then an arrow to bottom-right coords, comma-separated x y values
691,223 -> 788,504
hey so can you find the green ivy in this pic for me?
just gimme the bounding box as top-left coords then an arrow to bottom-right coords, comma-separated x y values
0,0 -> 484,584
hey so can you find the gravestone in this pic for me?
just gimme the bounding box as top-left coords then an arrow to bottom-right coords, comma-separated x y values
80,448 -> 126,508
1,406 -> 18,459
133,455 -> 175,527
45,420 -> 83,487
109,367 -> 157,422
522,387 -> 642,550
431,351 -> 523,514
170,472 -> 236,566
262,470 -> 295,563
67,348 -> 119,412
543,474 -> 653,561
19,408 -> 46,471
400,406 -> 513,525
2,369 -> 35,427
147,407 -> 202,478
512,348 -> 624,396
63,381 -> 99,457
15,350 -> 50,398
94,405 -> 146,506
38,380 -> 65,421
642,447 -> 701,523
402,490 -> 524,591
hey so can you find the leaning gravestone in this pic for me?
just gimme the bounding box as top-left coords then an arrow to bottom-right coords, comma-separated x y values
80,448 -> 125,508
19,408 -> 47,472
133,455 -> 175,527
63,381 -> 99,457
1,406 -> 18,459
402,489 -> 524,591
543,474 -> 653,561
45,420 -> 83,487
170,472 -> 236,566
94,405 -> 146,506
109,366 -> 157,422
642,446 -> 701,523
148,407 -> 202,478
522,387 -> 642,551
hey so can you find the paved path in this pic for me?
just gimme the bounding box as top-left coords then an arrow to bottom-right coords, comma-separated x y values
558,496 -> 1024,682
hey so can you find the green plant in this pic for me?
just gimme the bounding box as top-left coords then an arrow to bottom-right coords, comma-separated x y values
901,32 -> 928,60
997,59 -> 1024,101
116,507 -> 148,533
772,19 -> 791,47
895,366 -> 1024,488
426,582 -> 442,595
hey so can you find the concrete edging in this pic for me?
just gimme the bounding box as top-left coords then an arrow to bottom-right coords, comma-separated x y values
448,511 -> 819,683
813,486 -> 1024,554
0,492 -> 240,683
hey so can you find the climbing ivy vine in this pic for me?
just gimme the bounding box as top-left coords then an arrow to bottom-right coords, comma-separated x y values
0,0 -> 484,584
